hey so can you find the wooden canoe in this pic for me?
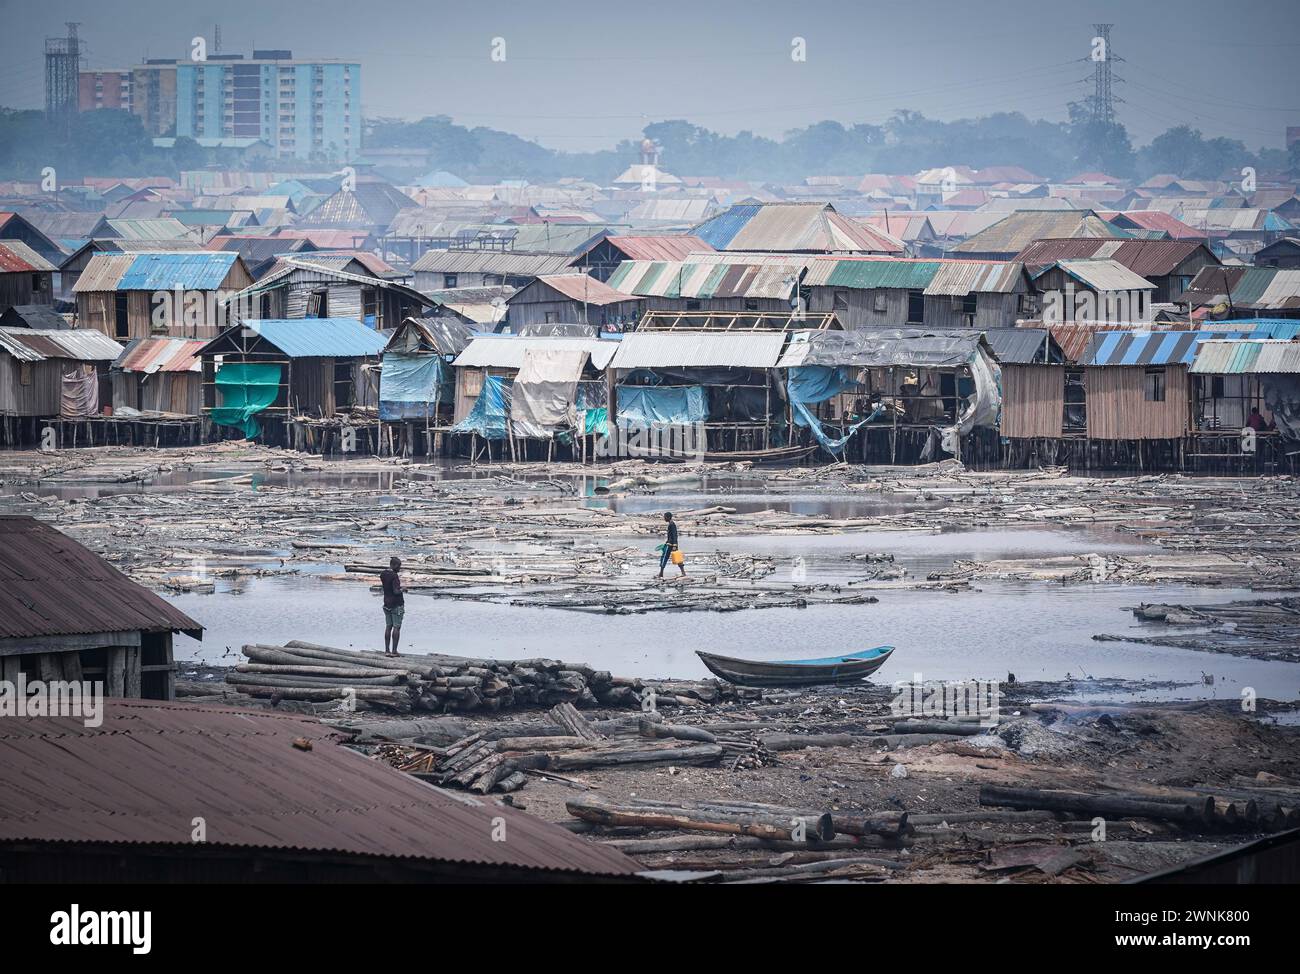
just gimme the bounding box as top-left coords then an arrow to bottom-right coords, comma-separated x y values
696,645 -> 894,687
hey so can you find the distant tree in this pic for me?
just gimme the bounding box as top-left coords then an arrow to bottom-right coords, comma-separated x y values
171,135 -> 207,171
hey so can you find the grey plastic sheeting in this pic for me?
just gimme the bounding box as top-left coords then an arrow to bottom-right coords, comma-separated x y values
778,329 -> 988,369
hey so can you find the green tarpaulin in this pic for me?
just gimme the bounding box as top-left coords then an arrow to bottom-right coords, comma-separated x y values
211,362 -> 282,438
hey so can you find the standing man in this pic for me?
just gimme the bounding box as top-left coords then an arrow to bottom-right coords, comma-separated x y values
380,556 -> 405,655
658,512 -> 686,579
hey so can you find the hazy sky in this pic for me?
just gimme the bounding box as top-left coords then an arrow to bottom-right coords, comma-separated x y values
1,0 -> 1297,153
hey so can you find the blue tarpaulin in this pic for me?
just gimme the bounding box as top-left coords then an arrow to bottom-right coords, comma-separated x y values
452,374 -> 512,439
616,385 -> 708,428
379,353 -> 446,421
787,365 -> 882,455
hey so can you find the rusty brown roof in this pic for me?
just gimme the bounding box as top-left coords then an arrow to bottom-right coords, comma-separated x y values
0,516 -> 202,640
0,698 -> 640,879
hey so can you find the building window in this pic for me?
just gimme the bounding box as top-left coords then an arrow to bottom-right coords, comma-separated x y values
744,299 -> 759,311
872,292 -> 887,313
444,274 -> 458,288
686,299 -> 702,311
907,290 -> 924,324
833,289 -> 849,312
1145,368 -> 1166,402
544,312 -> 558,323
961,293 -> 977,317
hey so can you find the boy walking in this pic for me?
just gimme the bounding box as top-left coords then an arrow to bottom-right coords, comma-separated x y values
658,512 -> 686,579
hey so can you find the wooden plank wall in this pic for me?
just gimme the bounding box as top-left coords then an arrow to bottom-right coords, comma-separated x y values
1085,365 -> 1190,440
1001,364 -> 1065,438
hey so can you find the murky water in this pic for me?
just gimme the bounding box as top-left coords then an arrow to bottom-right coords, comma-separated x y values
165,519 -> 1300,702
12,457 -> 1292,701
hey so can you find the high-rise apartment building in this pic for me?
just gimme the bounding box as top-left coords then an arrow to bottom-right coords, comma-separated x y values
116,50 -> 360,162
78,69 -> 133,111
176,50 -> 360,161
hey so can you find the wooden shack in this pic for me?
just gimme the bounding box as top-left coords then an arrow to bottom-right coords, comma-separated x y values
505,273 -> 643,331
0,516 -> 202,700
0,241 -> 57,313
0,328 -> 123,443
73,251 -> 253,341
199,317 -> 387,448
225,258 -> 433,330
111,336 -> 206,416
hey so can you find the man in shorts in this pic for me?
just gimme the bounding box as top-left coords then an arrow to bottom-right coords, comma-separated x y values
379,556 -> 405,655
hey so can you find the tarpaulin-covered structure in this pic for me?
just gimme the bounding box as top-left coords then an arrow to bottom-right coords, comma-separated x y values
777,328 -> 1001,459
198,318 -> 386,439
210,362 -> 282,437
451,335 -> 618,442
378,317 -> 476,423
606,328 -> 791,454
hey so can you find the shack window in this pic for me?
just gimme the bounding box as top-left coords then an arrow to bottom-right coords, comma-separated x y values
907,290 -> 924,324
1144,368 -> 1166,402
744,299 -> 759,311
444,274 -> 458,288
544,312 -> 558,323
872,292 -> 887,313
1211,376 -> 1225,398
19,362 -> 32,385
114,293 -> 129,338
961,293 -> 978,317
306,289 -> 328,317
833,289 -> 849,312
686,300 -> 701,311
32,274 -> 44,291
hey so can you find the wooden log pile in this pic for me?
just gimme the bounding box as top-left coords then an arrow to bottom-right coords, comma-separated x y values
226,642 -> 732,714
384,705 -> 727,793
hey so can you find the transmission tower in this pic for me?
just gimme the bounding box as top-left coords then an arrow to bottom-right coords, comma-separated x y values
44,22 -> 81,131
1085,23 -> 1124,126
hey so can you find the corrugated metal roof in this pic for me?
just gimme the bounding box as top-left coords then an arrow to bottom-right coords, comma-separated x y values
455,335 -> 619,370
0,517 -> 201,639
1183,267 -> 1300,309
698,203 -> 900,253
601,235 -> 714,262
117,252 -> 239,291
72,253 -> 136,292
692,203 -> 761,249
984,328 -> 1052,364
924,261 -> 1026,295
228,318 -> 388,358
609,331 -> 786,369
113,336 -> 206,373
1190,339 -> 1300,374
1085,330 -> 1260,367
607,260 -> 801,300
410,250 -> 572,276
953,210 -> 1124,254
0,240 -> 56,273
98,218 -> 193,240
521,274 -> 639,307
1014,238 -> 1213,277
0,696 -> 638,879
814,259 -> 939,290
1042,259 -> 1157,292
0,327 -> 123,362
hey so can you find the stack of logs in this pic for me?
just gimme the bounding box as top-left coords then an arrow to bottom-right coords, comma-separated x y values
378,704 -> 724,794
226,642 -> 729,713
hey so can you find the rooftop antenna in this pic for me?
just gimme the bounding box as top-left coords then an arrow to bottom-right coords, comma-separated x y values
213,23 -> 222,55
